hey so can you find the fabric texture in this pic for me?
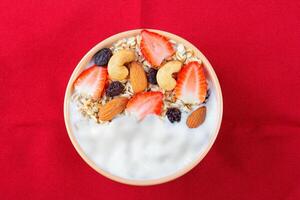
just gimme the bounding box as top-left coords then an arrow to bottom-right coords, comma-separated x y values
1,0 -> 300,199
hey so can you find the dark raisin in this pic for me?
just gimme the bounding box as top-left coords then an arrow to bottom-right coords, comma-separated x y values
106,81 -> 124,97
166,107 -> 181,123
204,89 -> 210,103
94,48 -> 113,66
147,68 -> 158,84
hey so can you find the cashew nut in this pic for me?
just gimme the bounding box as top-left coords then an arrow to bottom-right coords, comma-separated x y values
157,61 -> 182,91
108,49 -> 136,81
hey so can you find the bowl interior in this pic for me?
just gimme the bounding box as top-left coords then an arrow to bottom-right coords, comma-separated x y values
64,29 -> 223,185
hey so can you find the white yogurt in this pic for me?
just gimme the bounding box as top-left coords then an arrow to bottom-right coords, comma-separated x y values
69,82 -> 219,180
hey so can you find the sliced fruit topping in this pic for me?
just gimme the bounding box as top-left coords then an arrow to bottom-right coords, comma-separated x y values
140,30 -> 175,67
126,91 -> 163,120
94,48 -> 113,66
73,65 -> 108,99
166,107 -> 181,123
106,81 -> 125,97
174,61 -> 207,104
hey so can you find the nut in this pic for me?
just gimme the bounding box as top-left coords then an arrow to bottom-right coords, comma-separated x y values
186,106 -> 206,128
98,97 -> 128,121
129,62 -> 147,93
157,61 -> 182,91
108,49 -> 136,81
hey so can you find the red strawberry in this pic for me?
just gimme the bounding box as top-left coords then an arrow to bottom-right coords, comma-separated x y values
126,91 -> 163,120
175,62 -> 207,104
73,65 -> 108,99
140,30 -> 175,67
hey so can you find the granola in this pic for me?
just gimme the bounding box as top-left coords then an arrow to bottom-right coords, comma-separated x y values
72,30 -> 209,128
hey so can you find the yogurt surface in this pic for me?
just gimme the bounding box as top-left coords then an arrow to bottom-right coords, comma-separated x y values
69,84 -> 218,180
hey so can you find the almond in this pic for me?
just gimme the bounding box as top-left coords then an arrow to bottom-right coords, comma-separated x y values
186,106 -> 206,128
98,97 -> 128,121
129,61 -> 147,93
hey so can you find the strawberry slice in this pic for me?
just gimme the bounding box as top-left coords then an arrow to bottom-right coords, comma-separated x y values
126,91 -> 163,120
175,62 -> 207,104
73,65 -> 108,99
140,30 -> 175,67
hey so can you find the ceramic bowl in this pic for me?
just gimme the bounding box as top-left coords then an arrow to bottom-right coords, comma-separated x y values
64,29 -> 223,185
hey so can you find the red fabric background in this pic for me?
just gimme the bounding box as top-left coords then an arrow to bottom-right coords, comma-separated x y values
1,0 -> 300,199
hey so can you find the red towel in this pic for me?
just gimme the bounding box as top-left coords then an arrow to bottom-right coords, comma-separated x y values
1,0 -> 299,199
